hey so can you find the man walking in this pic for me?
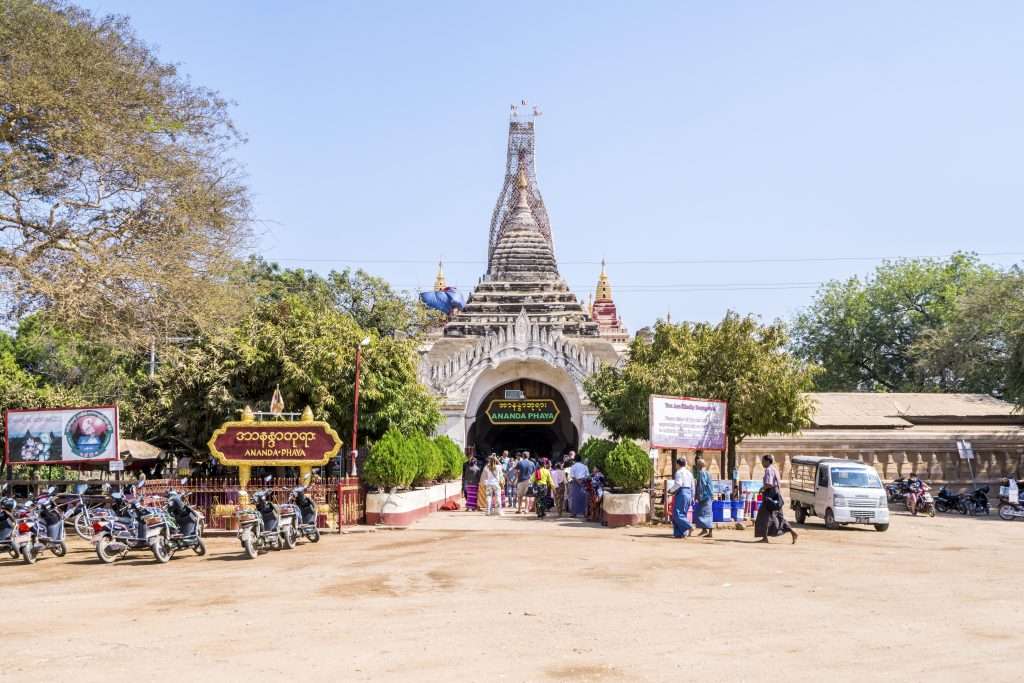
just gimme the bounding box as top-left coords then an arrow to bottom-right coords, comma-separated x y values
515,451 -> 536,514
568,456 -> 590,517
670,456 -> 694,538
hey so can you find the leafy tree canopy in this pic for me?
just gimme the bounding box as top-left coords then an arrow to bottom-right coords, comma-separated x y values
586,312 -> 816,468
0,0 -> 252,347
791,254 -> 1020,397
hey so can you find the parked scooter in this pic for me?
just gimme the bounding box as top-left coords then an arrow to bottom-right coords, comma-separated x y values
886,478 -> 911,504
0,485 -> 20,559
18,486 -> 68,564
998,479 -> 1023,521
165,480 -> 206,557
288,483 -> 321,543
962,486 -> 991,516
93,481 -> 172,563
237,477 -> 297,559
934,487 -> 964,514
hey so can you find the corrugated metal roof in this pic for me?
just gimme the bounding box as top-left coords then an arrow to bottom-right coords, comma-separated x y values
807,392 -> 1021,428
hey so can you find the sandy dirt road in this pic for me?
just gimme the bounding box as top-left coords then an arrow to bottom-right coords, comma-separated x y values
1,509 -> 1020,682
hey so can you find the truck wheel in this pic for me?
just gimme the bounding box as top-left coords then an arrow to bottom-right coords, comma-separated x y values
824,508 -> 838,530
794,507 -> 807,525
874,523 -> 889,532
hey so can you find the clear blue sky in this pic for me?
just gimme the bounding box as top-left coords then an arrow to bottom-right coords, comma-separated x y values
81,1 -> 1024,329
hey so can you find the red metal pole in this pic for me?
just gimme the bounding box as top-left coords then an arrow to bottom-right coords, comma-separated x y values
350,342 -> 362,477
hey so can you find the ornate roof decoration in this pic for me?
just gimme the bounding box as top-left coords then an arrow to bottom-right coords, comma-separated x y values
434,260 -> 446,291
425,308 -> 602,396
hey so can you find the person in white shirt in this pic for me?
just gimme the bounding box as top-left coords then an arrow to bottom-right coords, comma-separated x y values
567,458 -> 590,517
671,456 -> 695,539
480,455 -> 504,516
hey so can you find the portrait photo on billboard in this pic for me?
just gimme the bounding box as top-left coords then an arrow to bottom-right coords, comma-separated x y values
4,406 -> 119,465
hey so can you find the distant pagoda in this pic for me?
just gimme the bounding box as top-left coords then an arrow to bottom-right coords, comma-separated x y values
444,114 -> 598,338
589,260 -> 629,344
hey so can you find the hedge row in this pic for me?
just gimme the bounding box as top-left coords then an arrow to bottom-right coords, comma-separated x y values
581,437 -> 652,493
362,428 -> 464,491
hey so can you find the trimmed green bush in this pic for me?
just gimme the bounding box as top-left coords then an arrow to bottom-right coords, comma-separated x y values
409,432 -> 443,485
604,440 -> 653,493
363,428 -> 417,491
433,435 -> 464,481
579,437 -> 616,474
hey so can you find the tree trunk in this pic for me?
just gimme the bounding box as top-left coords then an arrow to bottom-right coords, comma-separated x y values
727,434 -> 738,482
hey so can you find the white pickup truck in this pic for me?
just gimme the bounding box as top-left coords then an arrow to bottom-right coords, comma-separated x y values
789,456 -> 890,532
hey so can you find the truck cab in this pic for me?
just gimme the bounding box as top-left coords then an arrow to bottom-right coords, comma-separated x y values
789,456 -> 890,532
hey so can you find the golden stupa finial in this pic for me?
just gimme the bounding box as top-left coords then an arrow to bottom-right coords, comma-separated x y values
595,258 -> 613,301
434,258 -> 446,291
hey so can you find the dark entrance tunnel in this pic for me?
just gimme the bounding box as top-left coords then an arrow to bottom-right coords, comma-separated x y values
468,379 -> 577,459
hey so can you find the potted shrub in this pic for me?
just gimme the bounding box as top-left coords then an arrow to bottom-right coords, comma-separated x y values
363,429 -> 430,525
602,440 -> 654,528
432,435 -> 465,506
579,437 -> 615,474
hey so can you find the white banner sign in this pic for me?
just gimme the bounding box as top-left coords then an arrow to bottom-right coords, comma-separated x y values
649,395 -> 728,451
4,406 -> 119,465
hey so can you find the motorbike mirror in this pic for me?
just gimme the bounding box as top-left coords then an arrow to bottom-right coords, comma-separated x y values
303,472 -> 312,482
180,477 -> 188,485
47,486 -> 56,494
264,475 -> 273,483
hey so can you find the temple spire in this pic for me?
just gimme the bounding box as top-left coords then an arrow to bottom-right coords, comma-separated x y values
434,259 -> 446,291
589,260 -> 629,344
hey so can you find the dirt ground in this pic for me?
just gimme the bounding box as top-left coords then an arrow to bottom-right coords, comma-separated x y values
1,508 -> 1020,682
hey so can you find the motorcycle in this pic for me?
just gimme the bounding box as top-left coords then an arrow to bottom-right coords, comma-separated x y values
237,478 -> 297,559
998,479 -> 1024,521
17,486 -> 68,564
288,483 -> 321,543
934,486 -> 963,514
165,481 -> 206,557
0,486 -> 21,559
93,483 -> 172,564
886,478 -> 911,504
905,481 -> 935,517
962,486 -> 991,516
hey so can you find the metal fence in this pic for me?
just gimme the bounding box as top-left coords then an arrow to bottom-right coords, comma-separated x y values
0,476 -> 366,531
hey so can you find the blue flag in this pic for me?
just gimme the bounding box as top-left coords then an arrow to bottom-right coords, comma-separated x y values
419,287 -> 465,315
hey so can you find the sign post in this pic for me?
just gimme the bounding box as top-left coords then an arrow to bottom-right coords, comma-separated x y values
208,406 -> 342,497
4,405 -> 120,466
648,395 -> 728,451
956,439 -> 976,483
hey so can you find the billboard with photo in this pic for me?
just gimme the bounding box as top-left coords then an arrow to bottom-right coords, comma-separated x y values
649,395 -> 728,451
4,406 -> 119,465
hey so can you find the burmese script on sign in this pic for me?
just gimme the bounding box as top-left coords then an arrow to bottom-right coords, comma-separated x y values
486,399 -> 559,425
648,395 -> 727,450
208,423 -> 341,465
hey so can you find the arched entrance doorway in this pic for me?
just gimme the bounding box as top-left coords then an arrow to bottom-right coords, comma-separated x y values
467,379 -> 577,459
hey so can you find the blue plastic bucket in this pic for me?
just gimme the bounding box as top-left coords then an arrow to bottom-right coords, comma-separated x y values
731,500 -> 745,521
712,500 -> 730,522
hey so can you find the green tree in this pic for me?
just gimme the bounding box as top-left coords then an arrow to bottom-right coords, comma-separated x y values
362,428 -> 417,491
586,313 -> 816,473
579,437 -> 615,474
913,268 -> 1024,403
409,432 -> 443,485
146,292 -> 441,454
603,440 -> 652,493
0,331 -> 80,451
0,0 -> 252,347
791,254 -> 1000,392
433,435 -> 464,481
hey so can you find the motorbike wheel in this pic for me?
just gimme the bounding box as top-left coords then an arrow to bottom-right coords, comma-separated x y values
21,543 -> 37,565
309,527 -> 321,543
95,535 -> 119,564
283,526 -> 297,550
193,537 -> 206,556
957,501 -> 968,515
998,504 -> 1014,521
935,500 -> 948,514
52,541 -> 67,557
243,535 -> 258,560
151,536 -> 171,564
8,548 -> 19,559
73,512 -> 92,540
